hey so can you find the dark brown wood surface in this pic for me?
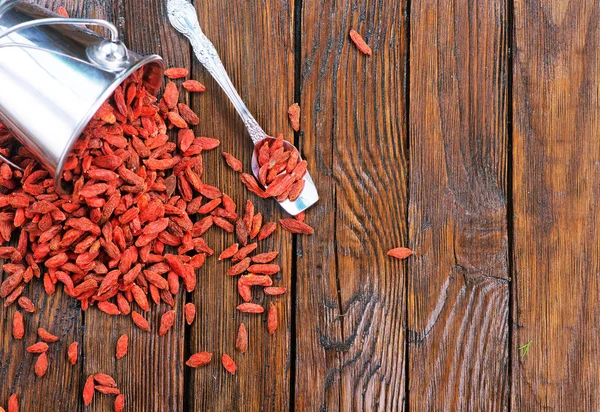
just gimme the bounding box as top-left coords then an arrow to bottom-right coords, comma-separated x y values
295,0 -> 408,411
0,1 -> 86,410
2,0 -> 600,411
408,0 -> 510,410
512,1 -> 600,410
188,1 -> 294,411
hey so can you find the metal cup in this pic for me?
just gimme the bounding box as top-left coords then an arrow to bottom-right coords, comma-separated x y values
0,0 -> 164,190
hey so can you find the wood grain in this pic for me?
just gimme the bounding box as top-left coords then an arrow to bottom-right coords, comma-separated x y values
79,0 -> 190,411
407,0 -> 510,410
10,0 -> 600,410
512,1 -> 600,409
0,283 -> 83,411
0,3 -> 85,412
296,1 -> 408,411
187,1 -> 294,411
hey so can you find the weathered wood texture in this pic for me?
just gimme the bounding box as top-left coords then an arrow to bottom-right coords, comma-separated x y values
407,0 -> 510,410
0,283 -> 83,411
512,1 -> 600,409
295,1 -> 408,411
6,0 -> 600,410
188,1 -> 294,411
0,3 -> 84,412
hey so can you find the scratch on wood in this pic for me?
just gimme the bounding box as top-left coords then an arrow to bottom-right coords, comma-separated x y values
408,274 -> 454,344
319,288 -> 378,350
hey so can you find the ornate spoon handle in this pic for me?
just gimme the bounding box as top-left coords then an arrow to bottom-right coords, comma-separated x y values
167,0 -> 269,144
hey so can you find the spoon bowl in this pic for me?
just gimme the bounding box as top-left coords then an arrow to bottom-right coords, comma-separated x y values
251,137 -> 319,216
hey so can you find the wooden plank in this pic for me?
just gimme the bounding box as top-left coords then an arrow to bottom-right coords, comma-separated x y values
0,3 -> 86,411
188,1 -> 294,411
512,1 -> 600,409
81,1 -> 190,411
0,283 -> 83,411
295,1 -> 408,411
407,0 -> 510,410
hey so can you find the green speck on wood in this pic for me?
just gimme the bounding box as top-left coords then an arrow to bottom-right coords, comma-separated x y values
518,340 -> 532,358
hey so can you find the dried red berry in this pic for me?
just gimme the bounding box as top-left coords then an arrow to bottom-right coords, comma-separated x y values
159,310 -> 176,336
264,286 -> 287,295
164,67 -> 189,79
219,243 -> 239,260
247,263 -> 280,275
221,354 -> 236,374
17,296 -> 35,312
222,152 -> 243,172
7,394 -> 18,412
232,243 -> 257,262
38,328 -> 59,343
257,222 -> 277,241
236,303 -> 264,314
83,375 -> 95,405
115,394 -> 125,412
184,303 -> 196,325
387,247 -> 413,259
182,80 -> 206,92
94,373 -> 117,387
267,302 -> 278,334
186,351 -> 212,367
12,311 -> 23,339
35,352 -> 48,378
131,311 -> 151,332
68,342 -> 78,365
27,342 -> 49,353
56,6 -> 69,17
95,386 -> 120,395
279,218 -> 314,235
288,103 -> 301,131
116,334 -> 128,359
236,323 -> 248,353
227,258 -> 251,276
251,251 -> 279,263
349,29 -> 372,56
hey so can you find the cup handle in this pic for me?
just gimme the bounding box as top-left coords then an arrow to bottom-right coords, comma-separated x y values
0,17 -> 131,72
0,17 -> 120,42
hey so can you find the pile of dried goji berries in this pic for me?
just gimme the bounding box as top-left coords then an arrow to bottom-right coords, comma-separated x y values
0,65 -> 313,411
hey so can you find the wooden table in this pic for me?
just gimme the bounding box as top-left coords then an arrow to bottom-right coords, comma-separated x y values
1,0 -> 597,410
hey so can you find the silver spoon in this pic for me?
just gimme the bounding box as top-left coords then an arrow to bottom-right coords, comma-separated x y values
167,0 -> 318,216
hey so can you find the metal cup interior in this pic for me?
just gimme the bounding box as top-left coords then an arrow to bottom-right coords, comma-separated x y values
0,1 -> 164,192
52,56 -> 164,193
